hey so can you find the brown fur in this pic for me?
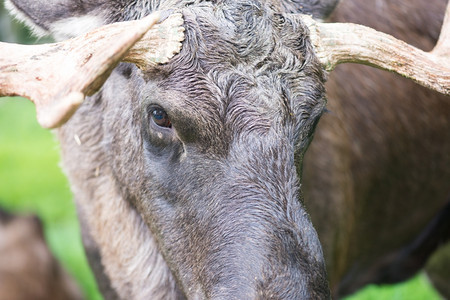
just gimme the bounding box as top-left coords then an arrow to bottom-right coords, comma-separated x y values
302,0 -> 450,297
0,210 -> 83,300
5,0 -> 450,298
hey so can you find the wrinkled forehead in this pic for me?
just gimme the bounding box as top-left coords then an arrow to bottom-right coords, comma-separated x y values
162,3 -> 322,100
177,2 -> 310,72
146,2 -> 326,144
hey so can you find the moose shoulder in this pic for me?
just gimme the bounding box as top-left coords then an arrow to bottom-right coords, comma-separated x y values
2,0 -> 450,299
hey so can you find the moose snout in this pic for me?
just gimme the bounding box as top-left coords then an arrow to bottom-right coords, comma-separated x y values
167,145 -> 330,299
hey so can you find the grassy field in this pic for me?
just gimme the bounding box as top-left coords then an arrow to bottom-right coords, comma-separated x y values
0,98 -> 102,300
0,97 -> 442,299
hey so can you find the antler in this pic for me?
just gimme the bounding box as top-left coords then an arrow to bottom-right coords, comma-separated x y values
301,1 -> 450,95
0,11 -> 184,128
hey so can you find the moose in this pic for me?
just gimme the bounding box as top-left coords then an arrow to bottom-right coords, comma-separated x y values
1,0 -> 449,298
0,208 -> 83,300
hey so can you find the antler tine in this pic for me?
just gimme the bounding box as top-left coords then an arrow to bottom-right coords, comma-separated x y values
432,1 -> 450,57
0,11 -> 184,129
301,1 -> 450,96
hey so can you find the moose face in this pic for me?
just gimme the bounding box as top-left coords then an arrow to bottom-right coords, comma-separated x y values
97,3 -> 329,298
4,0 -> 450,297
6,0 -> 331,298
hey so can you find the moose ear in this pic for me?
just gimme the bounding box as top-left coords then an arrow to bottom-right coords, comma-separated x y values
278,0 -> 339,19
5,0 -> 107,40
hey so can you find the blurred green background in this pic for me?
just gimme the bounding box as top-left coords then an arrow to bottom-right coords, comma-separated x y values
0,1 -> 443,299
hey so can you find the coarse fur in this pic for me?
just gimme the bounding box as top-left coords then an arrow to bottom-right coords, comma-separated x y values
8,0 -> 333,298
56,2 -> 331,298
5,0 -> 450,299
302,0 -> 450,297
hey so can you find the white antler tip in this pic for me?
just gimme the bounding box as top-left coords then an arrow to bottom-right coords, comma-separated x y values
37,92 -> 84,128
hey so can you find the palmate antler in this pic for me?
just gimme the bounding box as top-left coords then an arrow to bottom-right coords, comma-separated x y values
0,11 -> 184,128
1,3 -> 449,129
300,1 -> 450,95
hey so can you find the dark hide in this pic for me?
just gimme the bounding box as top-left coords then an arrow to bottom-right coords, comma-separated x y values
302,0 -> 450,297
7,0 -> 334,298
6,0 -> 450,298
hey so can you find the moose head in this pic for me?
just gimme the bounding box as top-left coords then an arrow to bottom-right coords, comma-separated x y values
1,0 -> 449,298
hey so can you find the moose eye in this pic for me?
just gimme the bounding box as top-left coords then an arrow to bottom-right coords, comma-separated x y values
150,107 -> 172,128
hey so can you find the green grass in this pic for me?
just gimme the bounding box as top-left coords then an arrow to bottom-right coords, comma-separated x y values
0,97 -> 102,300
0,97 -> 442,299
344,274 -> 441,300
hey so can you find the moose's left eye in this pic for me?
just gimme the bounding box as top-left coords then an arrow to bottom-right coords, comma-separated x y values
150,108 -> 172,128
